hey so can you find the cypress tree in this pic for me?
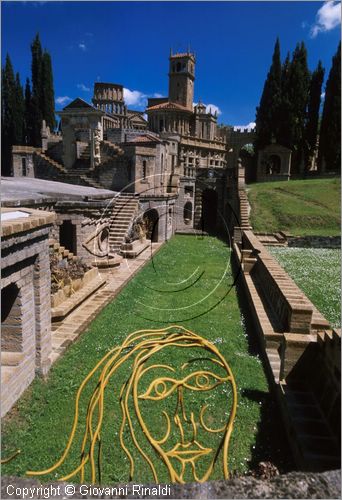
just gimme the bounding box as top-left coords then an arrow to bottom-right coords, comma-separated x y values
1,54 -> 16,175
255,37 -> 282,150
30,33 -> 43,145
279,42 -> 310,170
318,42 -> 341,172
42,51 -> 56,130
304,60 -> 324,172
24,78 -> 33,145
14,72 -> 25,145
278,52 -> 291,146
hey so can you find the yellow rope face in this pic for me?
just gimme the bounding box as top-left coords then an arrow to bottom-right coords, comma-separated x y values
26,325 -> 237,484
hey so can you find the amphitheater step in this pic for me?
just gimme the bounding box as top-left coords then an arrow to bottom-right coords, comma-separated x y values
51,275 -> 106,322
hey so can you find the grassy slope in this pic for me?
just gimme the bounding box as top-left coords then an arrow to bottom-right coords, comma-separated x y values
247,178 -> 341,236
269,247 -> 341,328
2,235 -> 288,484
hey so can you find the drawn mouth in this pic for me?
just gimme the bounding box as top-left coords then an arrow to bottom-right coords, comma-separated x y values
166,441 -> 211,462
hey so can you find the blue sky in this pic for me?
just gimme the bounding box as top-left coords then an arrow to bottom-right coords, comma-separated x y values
2,1 -> 341,126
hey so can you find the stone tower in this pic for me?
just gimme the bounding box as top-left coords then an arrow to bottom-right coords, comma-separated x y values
168,51 -> 195,111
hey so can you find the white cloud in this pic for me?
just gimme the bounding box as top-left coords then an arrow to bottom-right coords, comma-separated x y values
310,1 -> 341,38
233,122 -> 256,131
123,88 -> 147,107
78,43 -> 87,51
321,91 -> 326,99
55,96 -> 71,105
193,102 -> 222,115
301,21 -> 308,29
205,103 -> 222,115
77,83 -> 91,92
153,93 -> 164,98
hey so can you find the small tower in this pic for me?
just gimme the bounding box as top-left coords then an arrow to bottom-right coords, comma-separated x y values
168,51 -> 195,111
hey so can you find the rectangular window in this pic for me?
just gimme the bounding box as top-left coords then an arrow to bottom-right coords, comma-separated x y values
22,157 -> 27,176
142,160 -> 147,179
185,186 -> 194,197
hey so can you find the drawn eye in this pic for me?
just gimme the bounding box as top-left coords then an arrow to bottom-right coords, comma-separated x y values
139,378 -> 178,400
184,372 -> 225,391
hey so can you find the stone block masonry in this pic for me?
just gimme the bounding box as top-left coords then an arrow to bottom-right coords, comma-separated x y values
1,208 -> 56,417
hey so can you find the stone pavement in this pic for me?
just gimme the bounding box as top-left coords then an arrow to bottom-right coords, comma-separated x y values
51,242 -> 163,363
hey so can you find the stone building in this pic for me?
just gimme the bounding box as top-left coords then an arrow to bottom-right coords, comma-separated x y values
146,51 -> 228,233
11,50 -> 274,241
257,143 -> 292,182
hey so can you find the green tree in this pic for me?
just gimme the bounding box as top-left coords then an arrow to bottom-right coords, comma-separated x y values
30,33 -> 43,145
255,37 -> 282,150
41,51 -> 56,130
278,42 -> 310,170
304,60 -> 324,172
318,42 -> 341,172
24,78 -> 33,144
1,55 -> 17,175
14,72 -> 25,145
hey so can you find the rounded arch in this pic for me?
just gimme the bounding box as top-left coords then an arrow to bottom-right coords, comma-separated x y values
268,154 -> 281,174
143,209 -> 159,242
183,201 -> 193,225
201,189 -> 218,233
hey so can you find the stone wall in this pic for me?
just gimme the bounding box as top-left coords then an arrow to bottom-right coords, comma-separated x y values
1,469 -> 340,499
232,176 -> 340,471
139,196 -> 176,242
1,208 -> 55,417
12,147 -> 36,178
175,179 -> 195,230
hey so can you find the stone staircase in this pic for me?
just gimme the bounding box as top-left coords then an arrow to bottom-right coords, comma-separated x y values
108,194 -> 139,253
101,140 -> 124,157
63,168 -> 104,189
34,150 -> 68,176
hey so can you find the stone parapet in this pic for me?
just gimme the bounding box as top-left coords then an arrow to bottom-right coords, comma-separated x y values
1,470 -> 341,499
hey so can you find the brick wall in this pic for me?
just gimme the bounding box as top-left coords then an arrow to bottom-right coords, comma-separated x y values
1,208 -> 55,416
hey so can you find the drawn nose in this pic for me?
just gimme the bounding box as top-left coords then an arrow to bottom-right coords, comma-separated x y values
174,388 -> 197,443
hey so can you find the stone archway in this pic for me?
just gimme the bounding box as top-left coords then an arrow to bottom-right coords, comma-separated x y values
143,208 -> 159,242
183,201 -> 193,225
201,189 -> 218,233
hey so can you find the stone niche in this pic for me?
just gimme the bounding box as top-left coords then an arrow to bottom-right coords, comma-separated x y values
50,202 -> 113,266
1,208 -> 55,417
257,143 -> 292,182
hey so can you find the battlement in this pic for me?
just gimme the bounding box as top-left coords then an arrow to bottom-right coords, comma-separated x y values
232,126 -> 256,134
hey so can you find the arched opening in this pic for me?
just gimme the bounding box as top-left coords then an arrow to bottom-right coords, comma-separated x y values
183,202 -> 193,225
143,208 -> 159,242
201,189 -> 218,233
176,62 -> 181,72
239,143 -> 256,183
269,154 -> 281,174
1,283 -> 22,352
59,220 -> 77,255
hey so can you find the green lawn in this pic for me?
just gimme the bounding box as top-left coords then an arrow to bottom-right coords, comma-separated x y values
269,247 -> 341,329
2,235 -> 289,484
247,178 -> 340,236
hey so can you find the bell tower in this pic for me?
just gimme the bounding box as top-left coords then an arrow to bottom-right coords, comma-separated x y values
168,51 -> 195,110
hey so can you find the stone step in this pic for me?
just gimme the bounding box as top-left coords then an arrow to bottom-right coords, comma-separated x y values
51,276 -> 106,321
